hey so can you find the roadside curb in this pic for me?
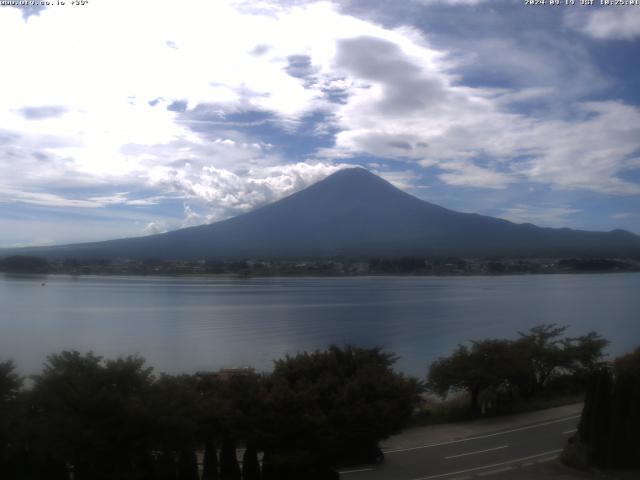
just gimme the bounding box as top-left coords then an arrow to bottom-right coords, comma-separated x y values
382,403 -> 583,452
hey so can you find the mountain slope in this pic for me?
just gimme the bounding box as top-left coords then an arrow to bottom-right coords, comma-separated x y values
4,168 -> 640,260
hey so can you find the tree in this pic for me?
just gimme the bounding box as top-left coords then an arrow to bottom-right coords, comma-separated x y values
241,442 -> 260,480
515,324 -> 569,398
428,325 -> 609,414
577,347 -> 640,469
0,361 -> 23,476
261,345 -> 422,471
564,332 -> 609,372
148,374 -> 201,461
0,361 -> 22,403
155,451 -> 178,480
178,448 -> 199,480
512,326 -> 608,398
610,347 -> 640,468
428,340 -> 524,413
219,431 -> 241,480
0,256 -> 49,273
561,331 -> 609,387
580,367 -> 612,467
260,451 -> 276,480
30,351 -> 155,480
201,434 -> 219,480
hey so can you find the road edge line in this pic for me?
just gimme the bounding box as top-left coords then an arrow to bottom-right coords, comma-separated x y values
385,415 -> 579,454
408,449 -> 563,480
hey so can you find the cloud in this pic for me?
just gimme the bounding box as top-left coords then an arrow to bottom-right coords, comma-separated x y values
152,161 -> 350,221
0,0 -> 639,244
511,101 -> 640,195
437,161 -> 515,190
166,100 -> 188,113
320,32 -> 640,194
17,105 -> 67,120
6,4 -> 46,21
86,193 -> 162,207
413,0 -> 488,4
335,36 -> 448,116
373,169 -> 423,191
142,220 -> 169,235
0,1 -> 429,225
0,187 -> 103,208
500,204 -> 581,228
285,54 -> 315,79
568,8 -> 640,41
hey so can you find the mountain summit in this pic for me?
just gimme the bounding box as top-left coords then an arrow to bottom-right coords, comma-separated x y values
4,168 -> 640,260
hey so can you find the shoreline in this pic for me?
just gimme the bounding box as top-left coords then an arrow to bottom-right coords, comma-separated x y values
2,269 -> 639,279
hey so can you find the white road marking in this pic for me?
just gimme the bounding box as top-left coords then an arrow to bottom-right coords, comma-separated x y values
536,456 -> 556,464
385,415 -> 579,454
408,449 -> 563,480
562,429 -> 577,435
339,468 -> 374,474
444,445 -> 508,460
477,466 -> 513,476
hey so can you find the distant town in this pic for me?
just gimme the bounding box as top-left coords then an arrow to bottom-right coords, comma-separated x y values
1,255 -> 639,276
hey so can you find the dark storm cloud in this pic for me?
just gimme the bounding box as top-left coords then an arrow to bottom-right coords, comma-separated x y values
18,106 -> 68,120
335,36 -> 447,115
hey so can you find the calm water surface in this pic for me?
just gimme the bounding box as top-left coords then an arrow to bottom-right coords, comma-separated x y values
1,273 -> 639,377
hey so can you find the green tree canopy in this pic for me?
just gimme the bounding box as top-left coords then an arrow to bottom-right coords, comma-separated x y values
428,325 -> 609,413
30,351 -> 155,480
0,361 -> 23,467
428,339 -> 524,413
261,345 -> 423,471
0,361 -> 22,404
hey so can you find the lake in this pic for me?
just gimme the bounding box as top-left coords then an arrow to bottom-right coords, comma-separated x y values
1,273 -> 639,377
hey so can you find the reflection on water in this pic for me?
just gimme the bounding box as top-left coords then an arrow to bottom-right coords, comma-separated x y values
1,273 -> 639,376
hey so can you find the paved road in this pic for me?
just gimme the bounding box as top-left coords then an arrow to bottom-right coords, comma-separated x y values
339,414 -> 580,480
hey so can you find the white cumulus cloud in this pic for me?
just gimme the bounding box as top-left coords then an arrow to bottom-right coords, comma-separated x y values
0,0 -> 639,242
568,8 -> 640,41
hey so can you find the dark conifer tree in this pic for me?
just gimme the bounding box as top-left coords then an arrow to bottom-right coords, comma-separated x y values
202,435 -> 219,480
219,431 -> 241,480
609,348 -> 640,469
137,452 -> 156,480
577,349 -> 640,469
589,368 -> 612,467
156,451 -> 178,480
259,451 -> 276,480
178,448 -> 199,480
607,367 -> 631,467
629,377 -> 640,468
241,442 -> 260,480
578,369 -> 598,445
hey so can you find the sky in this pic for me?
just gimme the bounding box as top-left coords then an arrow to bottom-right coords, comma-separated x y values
1,0 -> 640,247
